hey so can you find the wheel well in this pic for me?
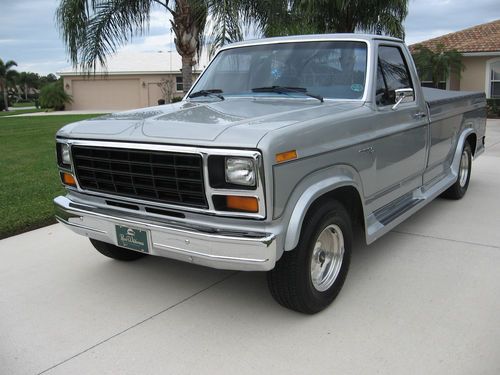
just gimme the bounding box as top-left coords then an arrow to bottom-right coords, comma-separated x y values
466,133 -> 477,156
305,186 -> 365,236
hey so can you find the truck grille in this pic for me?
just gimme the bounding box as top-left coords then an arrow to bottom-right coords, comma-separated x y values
71,146 -> 207,208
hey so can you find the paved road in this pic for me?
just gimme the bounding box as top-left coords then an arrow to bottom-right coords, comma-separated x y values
1,120 -> 500,375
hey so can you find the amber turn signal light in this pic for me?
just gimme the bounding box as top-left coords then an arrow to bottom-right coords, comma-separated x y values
275,150 -> 297,163
226,196 -> 259,213
61,172 -> 77,187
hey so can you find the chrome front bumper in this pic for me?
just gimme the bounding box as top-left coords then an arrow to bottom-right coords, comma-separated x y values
54,196 -> 277,271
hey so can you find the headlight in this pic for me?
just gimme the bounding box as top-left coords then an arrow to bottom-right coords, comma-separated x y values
57,143 -> 71,168
61,144 -> 71,165
225,157 -> 256,186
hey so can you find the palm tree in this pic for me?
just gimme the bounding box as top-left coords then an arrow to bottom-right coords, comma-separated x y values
0,58 -> 18,111
17,72 -> 40,100
249,0 -> 408,38
56,0 -> 242,93
56,0 -> 409,93
412,44 -> 465,88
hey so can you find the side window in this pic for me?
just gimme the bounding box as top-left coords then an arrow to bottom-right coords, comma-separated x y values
376,46 -> 414,106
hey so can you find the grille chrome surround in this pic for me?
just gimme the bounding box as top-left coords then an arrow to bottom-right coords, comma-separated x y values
72,146 -> 208,209
57,139 -> 266,219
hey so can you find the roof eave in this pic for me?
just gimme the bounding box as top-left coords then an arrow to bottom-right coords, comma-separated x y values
461,51 -> 500,57
58,70 -> 204,77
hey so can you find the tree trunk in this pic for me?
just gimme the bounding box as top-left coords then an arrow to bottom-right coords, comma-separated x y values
1,82 -> 9,111
24,83 -> 28,100
182,56 -> 193,93
170,0 -> 203,94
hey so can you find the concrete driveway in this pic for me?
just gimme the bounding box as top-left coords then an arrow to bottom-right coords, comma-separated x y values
1,121 -> 500,375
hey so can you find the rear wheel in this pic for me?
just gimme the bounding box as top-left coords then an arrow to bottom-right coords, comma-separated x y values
267,200 -> 352,314
442,142 -> 472,200
90,239 -> 146,261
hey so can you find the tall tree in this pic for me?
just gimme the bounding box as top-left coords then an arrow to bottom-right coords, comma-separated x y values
56,0 -> 242,93
0,59 -> 18,111
17,72 -> 40,100
39,73 -> 58,88
249,0 -> 409,38
412,44 -> 465,88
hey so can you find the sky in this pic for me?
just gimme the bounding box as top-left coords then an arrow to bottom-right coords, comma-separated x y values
0,0 -> 499,75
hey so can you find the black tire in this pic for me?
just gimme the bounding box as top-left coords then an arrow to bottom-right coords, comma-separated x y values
442,142 -> 472,200
267,200 -> 352,314
89,239 -> 147,261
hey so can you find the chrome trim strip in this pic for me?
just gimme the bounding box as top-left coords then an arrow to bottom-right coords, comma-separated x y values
152,242 -> 269,264
55,217 -> 108,234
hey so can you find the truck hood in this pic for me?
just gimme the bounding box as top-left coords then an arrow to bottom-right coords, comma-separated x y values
57,98 -> 364,148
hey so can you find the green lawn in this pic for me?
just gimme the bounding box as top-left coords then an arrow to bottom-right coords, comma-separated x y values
0,114 -> 102,239
0,109 -> 43,117
12,102 -> 36,107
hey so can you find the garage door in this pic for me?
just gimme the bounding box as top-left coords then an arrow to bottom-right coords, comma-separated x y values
71,79 -> 141,110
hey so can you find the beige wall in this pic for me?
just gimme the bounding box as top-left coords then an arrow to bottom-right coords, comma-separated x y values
63,73 -> 196,110
460,56 -> 490,93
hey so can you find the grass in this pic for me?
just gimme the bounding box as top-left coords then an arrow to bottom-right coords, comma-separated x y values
12,102 -> 36,107
0,114 -> 102,239
0,109 -> 43,117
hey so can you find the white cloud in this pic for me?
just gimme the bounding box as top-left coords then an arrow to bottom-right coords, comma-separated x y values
120,33 -> 175,53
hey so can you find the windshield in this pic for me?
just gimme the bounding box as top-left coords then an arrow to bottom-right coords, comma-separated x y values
191,41 -> 368,100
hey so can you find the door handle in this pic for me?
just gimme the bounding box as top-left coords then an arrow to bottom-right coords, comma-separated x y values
358,147 -> 374,154
413,112 -> 427,119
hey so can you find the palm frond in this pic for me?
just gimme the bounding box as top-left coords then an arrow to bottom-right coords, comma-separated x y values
57,0 -> 154,72
207,0 -> 243,56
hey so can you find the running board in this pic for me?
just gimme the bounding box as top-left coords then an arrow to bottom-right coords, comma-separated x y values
365,173 -> 457,244
373,195 -> 423,226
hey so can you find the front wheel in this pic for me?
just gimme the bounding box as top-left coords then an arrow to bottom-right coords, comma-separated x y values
442,142 -> 472,200
267,200 -> 352,314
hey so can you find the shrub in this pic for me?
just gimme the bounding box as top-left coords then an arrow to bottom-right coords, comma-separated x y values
487,99 -> 500,118
171,96 -> 183,103
39,81 -> 72,110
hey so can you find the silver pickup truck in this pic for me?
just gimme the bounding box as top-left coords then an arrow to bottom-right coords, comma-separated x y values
54,34 -> 486,313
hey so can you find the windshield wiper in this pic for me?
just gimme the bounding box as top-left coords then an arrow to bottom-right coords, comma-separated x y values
188,89 -> 224,100
251,86 -> 323,102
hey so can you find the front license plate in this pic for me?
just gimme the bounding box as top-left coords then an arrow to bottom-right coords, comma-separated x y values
116,225 -> 149,253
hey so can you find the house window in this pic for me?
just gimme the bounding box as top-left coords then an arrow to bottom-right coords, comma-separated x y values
176,76 -> 183,92
490,61 -> 500,98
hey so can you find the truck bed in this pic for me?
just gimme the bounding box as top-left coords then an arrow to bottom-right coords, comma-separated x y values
422,87 -> 486,116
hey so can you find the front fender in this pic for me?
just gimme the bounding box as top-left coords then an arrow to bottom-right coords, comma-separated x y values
282,164 -> 365,251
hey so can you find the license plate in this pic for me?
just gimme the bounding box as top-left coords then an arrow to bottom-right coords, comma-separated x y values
116,225 -> 149,253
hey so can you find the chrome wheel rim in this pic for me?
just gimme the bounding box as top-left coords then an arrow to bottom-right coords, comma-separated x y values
459,149 -> 470,188
310,224 -> 344,292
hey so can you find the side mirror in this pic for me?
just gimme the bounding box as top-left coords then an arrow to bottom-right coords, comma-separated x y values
392,88 -> 414,110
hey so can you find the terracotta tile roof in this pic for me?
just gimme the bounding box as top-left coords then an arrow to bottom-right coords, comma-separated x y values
409,19 -> 500,53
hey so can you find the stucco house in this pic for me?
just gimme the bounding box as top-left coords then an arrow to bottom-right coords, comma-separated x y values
410,19 -> 500,98
59,50 -> 209,110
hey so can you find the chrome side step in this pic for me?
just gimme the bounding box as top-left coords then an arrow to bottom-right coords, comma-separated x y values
373,195 -> 424,226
